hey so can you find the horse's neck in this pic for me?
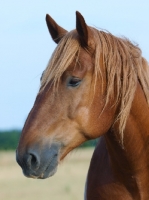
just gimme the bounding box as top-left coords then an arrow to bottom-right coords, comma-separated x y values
105,82 -> 149,199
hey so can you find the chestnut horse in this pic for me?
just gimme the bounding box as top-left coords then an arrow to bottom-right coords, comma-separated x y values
16,11 -> 149,200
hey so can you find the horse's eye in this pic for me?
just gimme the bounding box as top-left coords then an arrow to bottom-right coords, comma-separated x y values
67,77 -> 82,87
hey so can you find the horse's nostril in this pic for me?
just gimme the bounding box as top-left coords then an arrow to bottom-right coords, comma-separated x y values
27,152 -> 40,170
31,153 -> 36,163
31,153 -> 37,167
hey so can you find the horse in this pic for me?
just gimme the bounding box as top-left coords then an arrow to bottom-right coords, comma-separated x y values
16,11 -> 149,200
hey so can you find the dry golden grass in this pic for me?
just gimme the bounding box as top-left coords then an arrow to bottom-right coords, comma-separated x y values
0,148 -> 94,200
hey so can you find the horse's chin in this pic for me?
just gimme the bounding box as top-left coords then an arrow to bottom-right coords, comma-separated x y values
37,165 -> 58,179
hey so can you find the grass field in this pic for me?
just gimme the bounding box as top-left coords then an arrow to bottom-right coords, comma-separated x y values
0,148 -> 94,200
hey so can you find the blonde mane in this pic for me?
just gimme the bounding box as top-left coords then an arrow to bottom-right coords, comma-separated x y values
40,27 -> 149,142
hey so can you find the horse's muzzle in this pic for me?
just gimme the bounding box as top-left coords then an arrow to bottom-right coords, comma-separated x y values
16,143 -> 60,179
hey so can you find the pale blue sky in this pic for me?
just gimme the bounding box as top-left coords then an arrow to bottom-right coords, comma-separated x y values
0,0 -> 149,129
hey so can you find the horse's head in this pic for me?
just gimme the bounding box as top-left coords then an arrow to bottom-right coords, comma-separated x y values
16,12 -> 116,179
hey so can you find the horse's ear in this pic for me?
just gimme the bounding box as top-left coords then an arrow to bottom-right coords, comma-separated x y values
76,11 -> 88,47
46,14 -> 68,44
